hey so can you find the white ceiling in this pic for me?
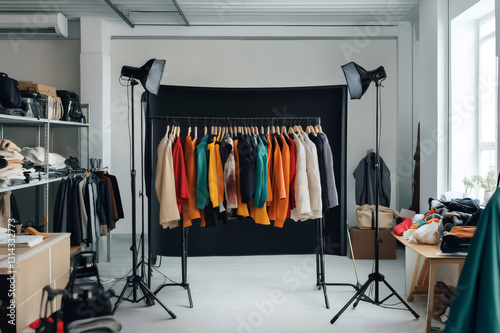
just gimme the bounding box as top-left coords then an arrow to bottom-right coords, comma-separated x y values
0,0 -> 419,27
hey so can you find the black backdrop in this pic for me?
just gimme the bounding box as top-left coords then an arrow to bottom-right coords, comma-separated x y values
146,85 -> 348,258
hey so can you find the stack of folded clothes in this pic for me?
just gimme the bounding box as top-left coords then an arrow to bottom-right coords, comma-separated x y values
20,146 -> 69,178
0,139 -> 26,187
440,226 -> 476,253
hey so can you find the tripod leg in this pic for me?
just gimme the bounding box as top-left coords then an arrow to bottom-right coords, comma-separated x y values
322,283 -> 330,309
381,279 -> 420,319
112,276 -> 132,315
186,284 -> 194,308
330,277 -> 373,324
138,280 -> 177,319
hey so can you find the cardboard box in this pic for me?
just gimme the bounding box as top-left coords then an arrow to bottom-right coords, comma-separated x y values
18,81 -> 57,98
350,227 -> 397,259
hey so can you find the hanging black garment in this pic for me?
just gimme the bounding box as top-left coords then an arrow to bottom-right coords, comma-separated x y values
238,133 -> 256,205
68,177 -> 83,246
53,178 -> 69,232
411,123 -> 421,212
353,152 -> 391,207
105,174 -> 124,219
309,133 -> 329,213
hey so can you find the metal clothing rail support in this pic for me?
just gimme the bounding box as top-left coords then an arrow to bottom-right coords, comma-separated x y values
147,115 -> 354,309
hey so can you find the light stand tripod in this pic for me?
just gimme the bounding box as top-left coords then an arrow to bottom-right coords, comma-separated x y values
331,63 -> 419,324
112,59 -> 176,318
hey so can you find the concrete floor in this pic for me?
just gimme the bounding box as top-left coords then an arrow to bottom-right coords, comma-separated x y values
97,235 -> 445,333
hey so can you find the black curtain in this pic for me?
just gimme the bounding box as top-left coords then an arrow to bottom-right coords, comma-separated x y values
146,85 -> 347,258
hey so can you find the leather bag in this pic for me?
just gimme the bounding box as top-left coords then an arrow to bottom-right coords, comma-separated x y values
62,252 -> 112,327
356,204 -> 399,229
0,72 -> 22,108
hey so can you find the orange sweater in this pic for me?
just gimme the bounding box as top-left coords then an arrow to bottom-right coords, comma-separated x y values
207,138 -> 219,208
274,134 -> 290,228
182,136 -> 201,228
268,136 -> 286,224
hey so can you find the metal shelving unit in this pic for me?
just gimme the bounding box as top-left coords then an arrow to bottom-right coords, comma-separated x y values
0,113 -> 89,231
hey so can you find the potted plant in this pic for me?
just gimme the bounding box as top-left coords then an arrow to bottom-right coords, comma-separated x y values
461,176 -> 475,197
473,170 -> 497,204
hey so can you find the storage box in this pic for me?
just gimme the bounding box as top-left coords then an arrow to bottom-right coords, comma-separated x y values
18,81 -> 57,98
350,227 -> 397,259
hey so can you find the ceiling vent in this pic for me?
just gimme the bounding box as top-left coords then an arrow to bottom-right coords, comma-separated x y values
0,13 -> 68,37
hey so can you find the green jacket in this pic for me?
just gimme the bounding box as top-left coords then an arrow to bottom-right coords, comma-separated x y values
444,189 -> 500,332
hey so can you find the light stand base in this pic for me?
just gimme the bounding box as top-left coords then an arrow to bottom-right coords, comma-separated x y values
154,283 -> 194,309
330,272 -> 419,324
317,281 -> 360,309
112,274 -> 177,319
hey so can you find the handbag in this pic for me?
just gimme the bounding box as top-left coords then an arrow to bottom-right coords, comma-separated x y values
62,252 -> 112,327
57,90 -> 85,122
356,204 -> 399,229
0,73 -> 22,108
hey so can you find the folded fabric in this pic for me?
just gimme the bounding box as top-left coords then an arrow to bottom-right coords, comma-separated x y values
446,226 -> 476,239
21,147 -> 66,166
441,234 -> 472,253
0,163 -> 22,174
0,156 -> 6,169
0,150 -> 24,160
408,222 -> 439,244
393,217 -> 413,236
425,213 -> 442,223
0,139 -> 21,153
0,168 -> 26,186
402,228 -> 416,240
49,161 -> 68,170
412,213 -> 425,225
7,159 -> 23,165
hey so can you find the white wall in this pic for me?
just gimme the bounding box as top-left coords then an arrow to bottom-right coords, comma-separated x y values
109,38 -> 398,234
0,39 -> 80,92
0,39 -> 82,159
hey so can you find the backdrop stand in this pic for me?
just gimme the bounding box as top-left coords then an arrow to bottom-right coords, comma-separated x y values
146,115 -> 357,309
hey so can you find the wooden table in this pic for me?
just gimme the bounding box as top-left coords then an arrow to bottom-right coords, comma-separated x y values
393,234 -> 466,333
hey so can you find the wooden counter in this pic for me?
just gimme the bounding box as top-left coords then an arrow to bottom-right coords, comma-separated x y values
0,233 -> 71,333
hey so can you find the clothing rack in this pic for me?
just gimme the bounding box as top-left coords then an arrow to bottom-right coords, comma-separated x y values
66,167 -> 112,263
146,115 -> 354,309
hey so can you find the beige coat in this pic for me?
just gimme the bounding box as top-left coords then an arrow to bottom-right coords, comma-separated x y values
155,133 -> 180,229
300,133 -> 323,220
290,134 -> 312,221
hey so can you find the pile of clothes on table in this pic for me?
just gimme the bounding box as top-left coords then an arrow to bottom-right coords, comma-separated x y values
0,138 -> 80,188
393,197 -> 483,254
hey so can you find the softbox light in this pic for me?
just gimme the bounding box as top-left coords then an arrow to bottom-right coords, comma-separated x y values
121,58 -> 166,95
341,62 -> 386,99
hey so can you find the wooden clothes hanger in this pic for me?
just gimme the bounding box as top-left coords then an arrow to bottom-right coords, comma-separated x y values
281,125 -> 289,138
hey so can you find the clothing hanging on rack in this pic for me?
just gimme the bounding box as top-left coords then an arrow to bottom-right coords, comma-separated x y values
154,119 -> 339,229
353,152 -> 391,207
53,170 -> 121,246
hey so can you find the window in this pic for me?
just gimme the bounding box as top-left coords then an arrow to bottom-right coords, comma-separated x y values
478,14 -> 497,178
449,10 -> 498,199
